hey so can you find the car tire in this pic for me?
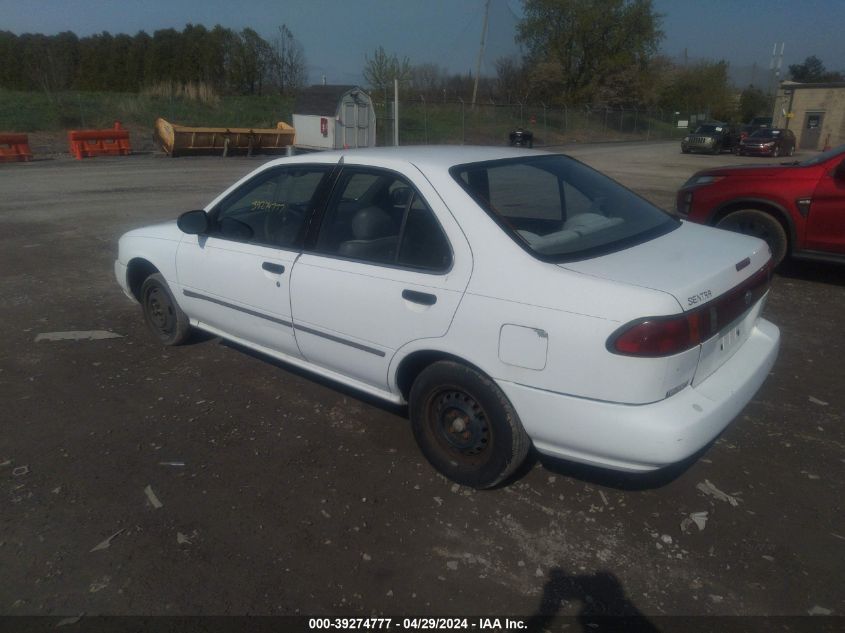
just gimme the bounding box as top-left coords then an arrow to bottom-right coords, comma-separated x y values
716,209 -> 788,265
773,146 -> 780,158
788,145 -> 795,156
681,147 -> 690,154
711,144 -> 721,155
409,361 -> 530,489
140,273 -> 192,345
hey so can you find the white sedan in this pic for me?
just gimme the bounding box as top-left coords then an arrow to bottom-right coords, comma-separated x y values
115,146 -> 780,488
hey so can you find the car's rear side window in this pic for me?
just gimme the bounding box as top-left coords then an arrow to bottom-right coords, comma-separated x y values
451,155 -> 677,262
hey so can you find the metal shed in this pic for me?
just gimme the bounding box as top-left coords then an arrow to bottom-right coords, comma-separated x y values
292,85 -> 376,150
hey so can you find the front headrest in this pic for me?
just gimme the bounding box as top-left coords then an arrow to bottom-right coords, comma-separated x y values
390,187 -> 413,207
351,206 -> 395,240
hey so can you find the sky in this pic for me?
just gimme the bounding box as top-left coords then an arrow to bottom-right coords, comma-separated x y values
1,0 -> 843,87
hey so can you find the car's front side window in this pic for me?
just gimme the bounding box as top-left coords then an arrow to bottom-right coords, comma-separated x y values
212,166 -> 330,248
314,168 -> 452,272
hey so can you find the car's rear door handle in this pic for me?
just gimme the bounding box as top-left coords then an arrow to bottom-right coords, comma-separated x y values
262,262 -> 285,274
402,289 -> 437,306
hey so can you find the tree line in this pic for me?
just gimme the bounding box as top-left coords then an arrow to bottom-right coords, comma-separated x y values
364,0 -> 843,123
0,23 -> 307,96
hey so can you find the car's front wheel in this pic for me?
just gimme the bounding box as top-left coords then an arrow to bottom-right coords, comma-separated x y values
141,273 -> 191,345
716,209 -> 788,265
409,361 -> 530,489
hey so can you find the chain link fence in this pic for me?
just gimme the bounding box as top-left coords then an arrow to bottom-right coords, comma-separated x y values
374,98 -> 709,147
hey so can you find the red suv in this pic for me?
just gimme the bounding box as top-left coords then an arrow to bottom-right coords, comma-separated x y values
676,145 -> 845,264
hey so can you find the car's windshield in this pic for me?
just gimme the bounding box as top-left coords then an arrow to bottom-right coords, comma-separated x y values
693,125 -> 721,134
799,143 -> 845,166
749,129 -> 778,138
450,155 -> 678,262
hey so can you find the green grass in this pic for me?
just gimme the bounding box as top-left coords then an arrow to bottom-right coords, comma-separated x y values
0,89 -> 295,132
375,101 -> 687,146
1,89 -> 688,146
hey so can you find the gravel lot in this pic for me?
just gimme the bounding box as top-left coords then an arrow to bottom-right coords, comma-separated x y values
0,142 -> 843,627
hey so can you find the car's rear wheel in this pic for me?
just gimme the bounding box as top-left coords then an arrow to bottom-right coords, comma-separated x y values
141,273 -> 191,345
409,361 -> 530,489
788,145 -> 795,156
716,209 -> 788,265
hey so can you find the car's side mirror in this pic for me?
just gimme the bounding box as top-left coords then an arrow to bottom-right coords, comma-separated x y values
177,209 -> 209,234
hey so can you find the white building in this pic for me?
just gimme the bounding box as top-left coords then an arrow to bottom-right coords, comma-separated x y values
292,85 -> 376,151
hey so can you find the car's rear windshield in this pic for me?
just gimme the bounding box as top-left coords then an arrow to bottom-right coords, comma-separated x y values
450,155 -> 678,262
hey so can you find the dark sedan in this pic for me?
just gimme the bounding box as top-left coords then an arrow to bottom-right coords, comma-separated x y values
737,128 -> 796,157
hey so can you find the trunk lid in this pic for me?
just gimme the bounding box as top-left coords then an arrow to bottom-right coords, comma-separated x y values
560,221 -> 770,312
563,221 -> 773,386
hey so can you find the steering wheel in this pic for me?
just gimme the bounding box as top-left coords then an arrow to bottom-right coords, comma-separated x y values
263,203 -> 305,245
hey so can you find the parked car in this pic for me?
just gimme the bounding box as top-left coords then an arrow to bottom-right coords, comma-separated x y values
681,122 -> 739,154
508,127 -> 534,148
737,128 -> 796,157
677,143 -> 845,264
116,146 -> 779,488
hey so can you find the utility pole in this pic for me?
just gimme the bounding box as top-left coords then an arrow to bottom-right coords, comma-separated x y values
394,78 -> 399,146
471,0 -> 490,108
769,42 -> 785,96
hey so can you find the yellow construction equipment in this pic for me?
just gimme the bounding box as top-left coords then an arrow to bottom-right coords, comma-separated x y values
154,118 -> 295,157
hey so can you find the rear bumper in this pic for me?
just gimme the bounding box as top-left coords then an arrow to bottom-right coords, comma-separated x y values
498,318 -> 780,472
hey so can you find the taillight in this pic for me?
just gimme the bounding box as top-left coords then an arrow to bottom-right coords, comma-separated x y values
608,262 -> 772,357
609,311 -> 712,357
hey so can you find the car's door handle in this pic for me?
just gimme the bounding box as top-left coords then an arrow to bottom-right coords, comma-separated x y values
262,262 -> 285,274
402,289 -> 437,306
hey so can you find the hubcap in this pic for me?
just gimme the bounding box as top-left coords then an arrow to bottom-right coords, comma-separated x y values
430,390 -> 490,457
147,287 -> 174,333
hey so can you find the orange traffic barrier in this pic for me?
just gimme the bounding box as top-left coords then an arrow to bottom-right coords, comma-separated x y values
0,133 -> 33,162
68,121 -> 132,159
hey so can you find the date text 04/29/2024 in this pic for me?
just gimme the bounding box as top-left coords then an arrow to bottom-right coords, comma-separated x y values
307,618 -> 527,630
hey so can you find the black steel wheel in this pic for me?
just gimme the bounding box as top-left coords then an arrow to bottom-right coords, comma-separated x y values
140,273 -> 191,345
716,209 -> 788,265
409,361 -> 530,488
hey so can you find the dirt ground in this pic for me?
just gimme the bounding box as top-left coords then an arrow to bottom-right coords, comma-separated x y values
0,142 -> 843,630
